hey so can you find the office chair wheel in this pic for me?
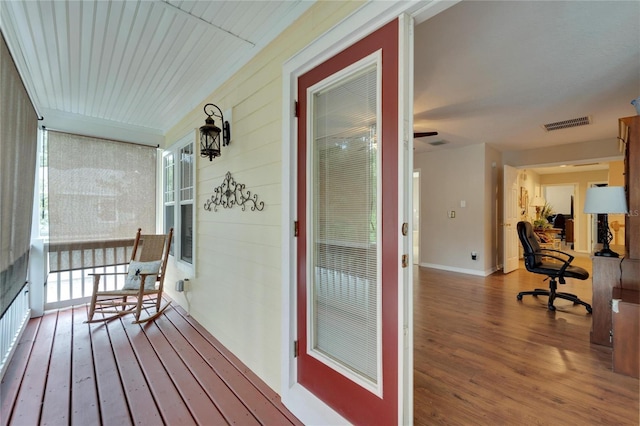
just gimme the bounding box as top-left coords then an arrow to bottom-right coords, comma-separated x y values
586,305 -> 592,314
517,294 -> 523,301
547,304 -> 556,311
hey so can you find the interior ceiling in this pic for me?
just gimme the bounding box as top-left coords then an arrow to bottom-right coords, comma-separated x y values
413,0 -> 640,158
1,1 -> 638,159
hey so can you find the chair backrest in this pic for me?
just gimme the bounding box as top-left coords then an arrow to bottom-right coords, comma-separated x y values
552,214 -> 566,230
517,221 -> 542,268
130,228 -> 173,285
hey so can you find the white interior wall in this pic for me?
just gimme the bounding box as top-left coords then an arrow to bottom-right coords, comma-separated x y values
503,138 -> 622,168
544,185 -> 574,215
414,143 -> 491,275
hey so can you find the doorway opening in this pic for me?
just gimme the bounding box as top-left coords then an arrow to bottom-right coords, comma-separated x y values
542,184 -> 577,251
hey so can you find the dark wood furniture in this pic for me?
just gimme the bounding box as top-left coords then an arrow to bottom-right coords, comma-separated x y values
620,115 -> 639,258
589,116 -> 639,377
591,257 -> 640,346
565,218 -> 574,244
612,287 -> 639,378
590,257 -> 621,346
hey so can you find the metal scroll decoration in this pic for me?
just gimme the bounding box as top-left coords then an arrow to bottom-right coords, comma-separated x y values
204,171 -> 265,212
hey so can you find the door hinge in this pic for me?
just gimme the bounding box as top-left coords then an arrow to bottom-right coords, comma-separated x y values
294,221 -> 299,237
402,254 -> 408,268
294,340 -> 299,357
294,101 -> 299,118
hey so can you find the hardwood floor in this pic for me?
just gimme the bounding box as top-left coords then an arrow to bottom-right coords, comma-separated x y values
413,261 -> 639,425
2,259 -> 638,425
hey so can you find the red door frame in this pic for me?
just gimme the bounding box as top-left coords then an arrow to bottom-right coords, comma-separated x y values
296,18 -> 399,425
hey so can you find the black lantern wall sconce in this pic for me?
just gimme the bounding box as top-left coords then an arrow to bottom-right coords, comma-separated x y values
199,103 -> 231,161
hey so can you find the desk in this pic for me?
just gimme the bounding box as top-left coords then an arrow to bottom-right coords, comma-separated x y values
534,227 -> 562,235
534,228 -> 562,249
612,287 -> 639,378
591,257 -> 640,347
591,257 -> 620,346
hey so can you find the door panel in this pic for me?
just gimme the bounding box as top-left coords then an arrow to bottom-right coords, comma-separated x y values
503,165 -> 519,273
296,19 -> 399,425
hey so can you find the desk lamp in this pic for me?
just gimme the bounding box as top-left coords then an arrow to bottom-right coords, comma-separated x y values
530,196 -> 546,220
583,186 -> 628,257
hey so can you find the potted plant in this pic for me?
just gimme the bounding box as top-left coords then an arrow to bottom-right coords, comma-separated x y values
534,203 -> 554,229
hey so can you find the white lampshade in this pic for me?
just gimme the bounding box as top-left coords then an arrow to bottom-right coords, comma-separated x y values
530,196 -> 546,207
583,186 -> 628,214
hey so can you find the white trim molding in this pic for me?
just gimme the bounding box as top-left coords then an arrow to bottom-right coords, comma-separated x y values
280,1 -> 437,424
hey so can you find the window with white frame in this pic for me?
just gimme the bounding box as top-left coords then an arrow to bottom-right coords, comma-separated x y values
163,134 -> 195,268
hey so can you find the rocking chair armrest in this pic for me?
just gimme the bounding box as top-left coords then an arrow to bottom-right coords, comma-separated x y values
88,272 -> 128,277
89,271 -> 128,291
136,272 -> 159,283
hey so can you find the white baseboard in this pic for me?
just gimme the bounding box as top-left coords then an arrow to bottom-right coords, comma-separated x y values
419,263 -> 498,277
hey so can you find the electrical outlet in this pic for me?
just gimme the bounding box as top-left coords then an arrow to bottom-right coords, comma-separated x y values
471,251 -> 478,260
448,210 -> 456,218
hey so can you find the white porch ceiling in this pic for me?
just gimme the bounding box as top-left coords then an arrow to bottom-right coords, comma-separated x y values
1,1 -> 638,154
0,0 -> 313,145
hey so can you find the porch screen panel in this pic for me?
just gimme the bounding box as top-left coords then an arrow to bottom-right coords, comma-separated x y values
47,131 -> 156,271
0,33 -> 38,318
311,65 -> 380,383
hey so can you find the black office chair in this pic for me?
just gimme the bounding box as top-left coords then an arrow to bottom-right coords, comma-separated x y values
516,221 -> 592,313
552,214 -> 566,241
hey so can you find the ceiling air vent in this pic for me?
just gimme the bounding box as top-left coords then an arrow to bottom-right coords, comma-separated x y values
428,140 -> 448,146
543,116 -> 591,132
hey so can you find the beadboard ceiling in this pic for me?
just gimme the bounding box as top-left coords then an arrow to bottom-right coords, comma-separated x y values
1,0 -> 313,145
1,0 -> 639,156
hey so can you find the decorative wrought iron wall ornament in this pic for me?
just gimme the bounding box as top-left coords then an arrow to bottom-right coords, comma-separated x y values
204,171 -> 265,212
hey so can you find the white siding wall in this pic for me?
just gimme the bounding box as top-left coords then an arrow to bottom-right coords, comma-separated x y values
163,1 -> 364,393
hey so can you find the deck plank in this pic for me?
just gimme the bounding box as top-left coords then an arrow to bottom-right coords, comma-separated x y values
153,313 -> 261,425
105,317 -> 163,425
165,307 -> 302,425
70,305 -> 101,425
0,316 -> 39,426
89,315 -> 132,426
2,300 -> 301,426
40,308 -> 72,425
8,312 -> 57,425
121,316 -> 196,425
141,320 -> 227,424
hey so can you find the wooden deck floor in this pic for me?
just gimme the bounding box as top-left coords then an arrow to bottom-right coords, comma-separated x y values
0,302 -> 301,426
